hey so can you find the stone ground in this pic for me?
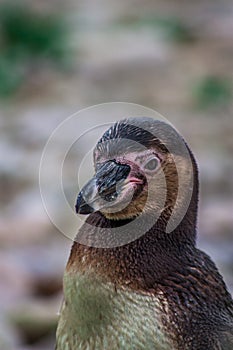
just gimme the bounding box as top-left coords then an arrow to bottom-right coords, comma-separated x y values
0,0 -> 233,349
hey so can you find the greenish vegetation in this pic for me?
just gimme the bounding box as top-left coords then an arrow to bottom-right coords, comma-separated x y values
0,3 -> 69,97
145,17 -> 195,43
193,76 -> 232,109
118,16 -> 195,43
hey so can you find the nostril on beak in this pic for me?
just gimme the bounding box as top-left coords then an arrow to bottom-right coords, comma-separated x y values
96,160 -> 130,202
98,186 -> 118,202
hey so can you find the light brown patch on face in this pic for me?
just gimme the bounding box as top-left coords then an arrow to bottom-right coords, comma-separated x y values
161,152 -> 195,231
98,148 -> 165,220
103,190 -> 148,220
101,150 -> 193,228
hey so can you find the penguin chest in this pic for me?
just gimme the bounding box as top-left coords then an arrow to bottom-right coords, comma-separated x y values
56,272 -> 171,350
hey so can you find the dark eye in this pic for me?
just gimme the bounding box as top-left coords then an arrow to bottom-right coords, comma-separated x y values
144,157 -> 159,171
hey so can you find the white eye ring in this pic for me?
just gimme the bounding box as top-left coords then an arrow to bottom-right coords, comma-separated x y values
143,157 -> 160,171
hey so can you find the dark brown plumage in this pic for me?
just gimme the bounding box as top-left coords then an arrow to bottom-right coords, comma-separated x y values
56,117 -> 233,350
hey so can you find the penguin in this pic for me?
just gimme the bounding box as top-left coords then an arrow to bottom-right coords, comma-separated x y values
56,117 -> 233,350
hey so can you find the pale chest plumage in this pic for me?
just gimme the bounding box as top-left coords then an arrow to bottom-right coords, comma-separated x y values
56,271 -> 172,350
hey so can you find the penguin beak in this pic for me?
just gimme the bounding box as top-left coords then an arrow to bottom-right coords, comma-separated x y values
75,160 -> 131,214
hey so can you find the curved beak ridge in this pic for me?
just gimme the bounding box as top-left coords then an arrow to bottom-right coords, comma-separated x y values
75,160 -> 131,215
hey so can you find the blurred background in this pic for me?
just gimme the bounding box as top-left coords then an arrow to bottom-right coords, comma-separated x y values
0,0 -> 233,349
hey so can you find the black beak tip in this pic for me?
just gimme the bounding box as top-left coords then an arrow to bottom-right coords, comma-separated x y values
75,192 -> 94,215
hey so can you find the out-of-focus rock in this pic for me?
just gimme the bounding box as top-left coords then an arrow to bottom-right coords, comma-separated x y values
9,296 -> 60,347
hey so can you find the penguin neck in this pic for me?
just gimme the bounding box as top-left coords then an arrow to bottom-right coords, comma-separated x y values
69,202 -> 198,290
69,155 -> 199,287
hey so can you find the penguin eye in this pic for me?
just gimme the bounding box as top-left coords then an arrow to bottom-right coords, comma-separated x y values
144,157 -> 159,171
